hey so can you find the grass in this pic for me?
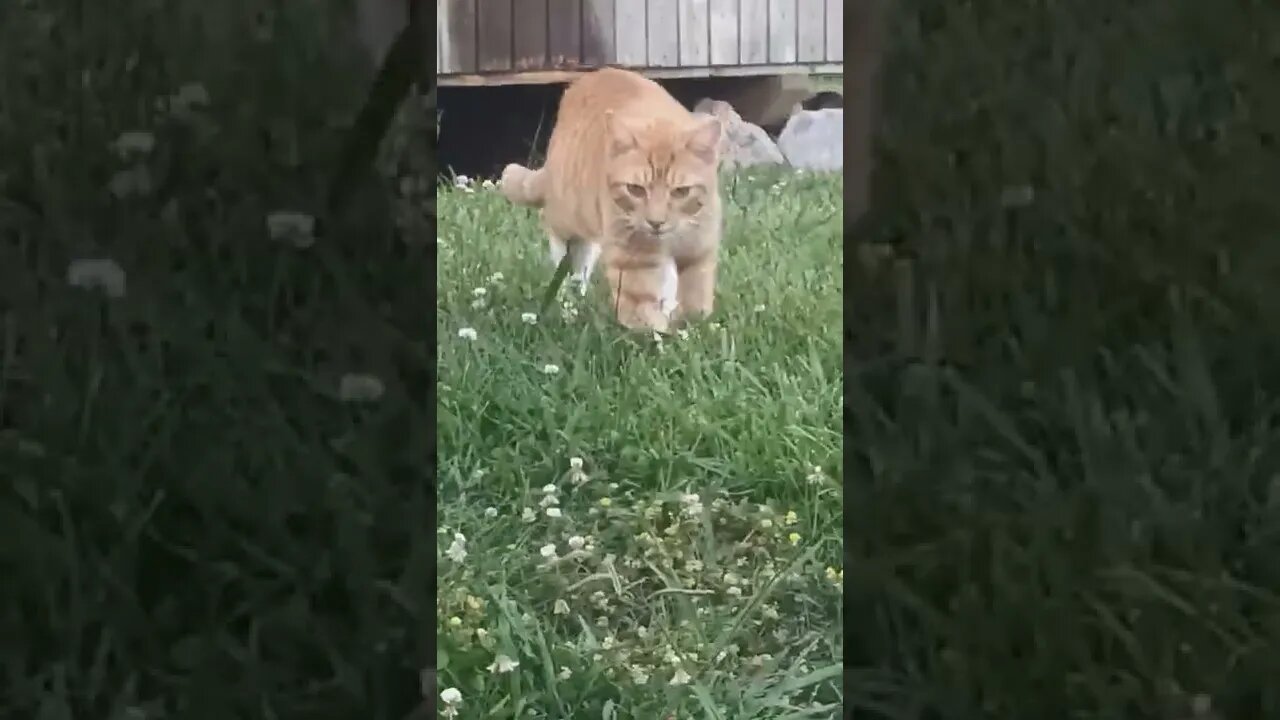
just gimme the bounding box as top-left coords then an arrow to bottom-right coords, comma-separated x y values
847,2 -> 1280,717
435,169 -> 845,717
1,2 -> 427,717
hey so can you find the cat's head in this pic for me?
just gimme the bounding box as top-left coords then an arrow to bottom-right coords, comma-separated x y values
602,111 -> 721,240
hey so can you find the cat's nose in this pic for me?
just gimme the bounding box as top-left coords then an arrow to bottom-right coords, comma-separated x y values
647,220 -> 664,231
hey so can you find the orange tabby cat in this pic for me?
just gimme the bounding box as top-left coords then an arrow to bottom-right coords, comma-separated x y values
500,67 -> 723,333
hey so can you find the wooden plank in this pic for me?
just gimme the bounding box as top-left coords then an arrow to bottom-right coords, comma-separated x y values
825,0 -> 843,62
581,0 -> 616,65
437,0 -> 448,71
548,0 -> 583,67
708,0 -> 738,65
614,0 -> 647,65
768,0 -> 797,64
678,0 -> 710,67
513,0 -> 548,69
739,0 -> 768,64
647,0 -> 679,67
797,0 -> 825,62
438,63 -> 843,87
476,0 -> 513,71
437,0 -> 445,72
440,0 -> 477,73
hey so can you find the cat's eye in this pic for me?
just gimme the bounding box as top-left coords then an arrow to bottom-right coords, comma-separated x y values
670,185 -> 694,199
624,183 -> 647,197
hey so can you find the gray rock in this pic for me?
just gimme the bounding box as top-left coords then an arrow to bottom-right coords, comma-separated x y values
693,98 -> 786,171
777,108 -> 844,172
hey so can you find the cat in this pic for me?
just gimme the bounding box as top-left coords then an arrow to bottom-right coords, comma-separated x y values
500,67 -> 723,333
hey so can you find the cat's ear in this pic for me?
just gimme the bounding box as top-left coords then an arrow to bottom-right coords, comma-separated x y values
685,114 -> 722,164
604,110 -> 640,156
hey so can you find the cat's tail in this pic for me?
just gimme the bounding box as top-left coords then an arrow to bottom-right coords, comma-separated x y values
500,163 -> 547,208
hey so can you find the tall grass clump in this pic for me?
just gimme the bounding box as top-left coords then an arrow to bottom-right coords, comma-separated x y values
849,1 -> 1280,717
0,2 -> 428,717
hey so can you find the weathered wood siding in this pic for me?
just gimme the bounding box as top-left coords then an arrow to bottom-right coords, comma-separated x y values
437,0 -> 843,76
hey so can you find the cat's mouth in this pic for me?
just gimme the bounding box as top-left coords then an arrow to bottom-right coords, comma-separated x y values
627,226 -> 668,246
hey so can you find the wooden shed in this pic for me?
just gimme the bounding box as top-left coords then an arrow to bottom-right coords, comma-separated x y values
437,0 -> 844,86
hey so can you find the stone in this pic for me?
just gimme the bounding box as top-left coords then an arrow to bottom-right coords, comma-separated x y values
777,108 -> 844,172
693,98 -> 786,171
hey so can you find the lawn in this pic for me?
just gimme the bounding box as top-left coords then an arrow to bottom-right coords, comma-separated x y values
434,169 -> 845,717
1,2 -> 427,717
847,1 -> 1280,716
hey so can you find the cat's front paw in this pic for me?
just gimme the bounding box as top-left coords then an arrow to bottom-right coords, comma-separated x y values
500,163 -> 529,186
617,306 -> 671,334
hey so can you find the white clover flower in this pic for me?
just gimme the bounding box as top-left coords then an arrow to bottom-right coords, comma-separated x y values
553,599 -> 570,615
487,654 -> 520,674
472,287 -> 487,297
112,131 -> 155,158
539,543 -> 558,559
806,465 -> 826,484
457,327 -> 477,340
538,493 -> 559,508
521,312 -> 538,325
440,687 -> 462,704
557,666 -> 572,680
726,586 -> 743,597
669,668 -> 692,686
489,271 -> 504,283
67,258 -> 127,298
753,303 -> 766,313
569,457 -> 583,470
481,178 -> 496,190
445,532 -> 467,563
265,210 -> 316,248
542,363 -> 561,375
545,507 -> 563,518
337,373 -> 384,402
679,493 -> 704,517
567,535 -> 586,550
174,81 -> 210,106
167,82 -> 211,117
483,507 -> 498,518
108,166 -> 153,198
521,507 -> 536,522
631,666 -> 651,684
541,483 -> 558,495
470,297 -> 486,309
1000,184 -> 1035,208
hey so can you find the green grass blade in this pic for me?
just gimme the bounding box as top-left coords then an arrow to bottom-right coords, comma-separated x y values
539,253 -> 575,315
327,14 -> 424,212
